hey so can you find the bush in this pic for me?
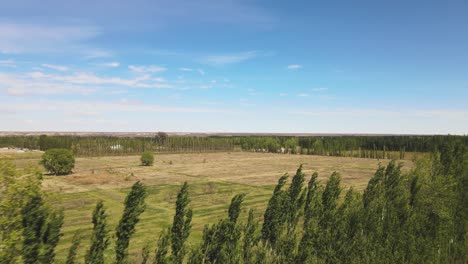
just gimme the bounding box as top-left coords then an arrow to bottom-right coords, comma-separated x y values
140,151 -> 154,166
40,148 -> 75,175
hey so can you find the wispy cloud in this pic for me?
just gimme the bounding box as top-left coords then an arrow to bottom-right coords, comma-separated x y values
97,62 -> 120,67
42,64 -> 69,71
83,49 -> 113,59
0,99 -> 231,115
311,87 -> 328,91
0,69 -> 176,97
0,72 -> 95,96
198,69 -> 205,75
178,67 -> 193,71
0,59 -> 16,68
129,65 -> 167,73
298,93 -> 309,97
288,108 -> 468,120
31,71 -> 172,88
0,22 -> 99,54
287,64 -> 302,70
201,51 -> 258,66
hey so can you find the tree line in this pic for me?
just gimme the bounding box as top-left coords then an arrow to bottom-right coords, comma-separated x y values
0,134 -> 466,159
1,142 -> 465,263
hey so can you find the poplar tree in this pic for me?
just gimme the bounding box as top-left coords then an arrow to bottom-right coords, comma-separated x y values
170,182 -> 192,264
286,165 -> 306,233
317,171 -> 341,262
66,232 -> 81,264
199,194 -> 245,264
85,201 -> 110,264
261,175 -> 288,246
141,243 -> 151,264
154,229 -> 170,264
243,209 -> 259,264
21,195 -> 46,264
115,181 -> 147,264
39,210 -> 64,263
297,172 -> 322,263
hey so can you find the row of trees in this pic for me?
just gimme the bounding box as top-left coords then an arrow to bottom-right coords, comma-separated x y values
1,134 -> 466,159
1,142 -> 465,263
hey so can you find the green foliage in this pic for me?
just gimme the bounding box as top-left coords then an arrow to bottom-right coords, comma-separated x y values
3,134 -> 465,159
21,193 -> 64,264
115,181 -> 147,264
21,195 -> 46,264
141,151 -> 155,166
199,194 -> 245,264
141,243 -> 151,264
170,182 -> 192,264
154,228 -> 170,264
66,232 -> 81,264
40,210 -> 64,263
261,175 -> 288,246
0,160 -> 43,263
85,201 -> 110,264
40,148 -> 75,175
243,209 -> 260,264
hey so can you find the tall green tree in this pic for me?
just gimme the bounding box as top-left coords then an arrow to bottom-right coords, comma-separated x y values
317,171 -> 342,263
85,201 -> 110,264
170,182 -> 193,264
154,228 -> 170,264
21,195 -> 46,264
115,181 -> 147,264
261,175 -> 288,246
0,160 -> 43,263
66,232 -> 81,264
199,194 -> 246,264
243,209 -> 260,264
40,148 -> 75,175
297,172 -> 322,263
39,210 -> 64,263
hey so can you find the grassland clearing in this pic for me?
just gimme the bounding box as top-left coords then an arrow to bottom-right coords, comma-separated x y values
10,151 -> 413,261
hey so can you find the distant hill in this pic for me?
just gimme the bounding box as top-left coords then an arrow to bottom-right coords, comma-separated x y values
0,131 -> 429,137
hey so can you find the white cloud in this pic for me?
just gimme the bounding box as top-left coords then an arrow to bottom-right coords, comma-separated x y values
179,67 -> 193,71
198,69 -> 205,75
98,62 -> 120,67
288,108 -> 468,120
279,93 -> 288,96
42,64 -> 69,71
83,49 -> 113,59
43,72 -> 171,88
287,64 -> 302,70
129,65 -> 167,73
0,22 -> 99,54
201,51 -> 258,66
0,73 -> 95,96
311,87 -> 328,91
0,59 -> 16,68
298,93 -> 309,97
0,69 -> 176,97
0,99 -> 230,115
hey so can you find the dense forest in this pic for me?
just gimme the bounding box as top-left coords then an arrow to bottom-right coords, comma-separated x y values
0,142 -> 466,263
0,134 -> 466,159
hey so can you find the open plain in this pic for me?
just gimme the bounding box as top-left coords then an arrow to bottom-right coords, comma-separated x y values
6,150 -> 413,261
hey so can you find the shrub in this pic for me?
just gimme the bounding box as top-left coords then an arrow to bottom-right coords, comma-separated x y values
40,148 -> 75,175
140,151 -> 154,166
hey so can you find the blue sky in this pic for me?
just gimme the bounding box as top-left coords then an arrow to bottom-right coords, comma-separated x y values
0,0 -> 467,134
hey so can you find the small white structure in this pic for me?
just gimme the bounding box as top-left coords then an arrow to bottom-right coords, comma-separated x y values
110,144 -> 123,150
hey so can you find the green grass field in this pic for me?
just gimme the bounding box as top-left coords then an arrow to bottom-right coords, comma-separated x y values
8,151 -> 413,262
